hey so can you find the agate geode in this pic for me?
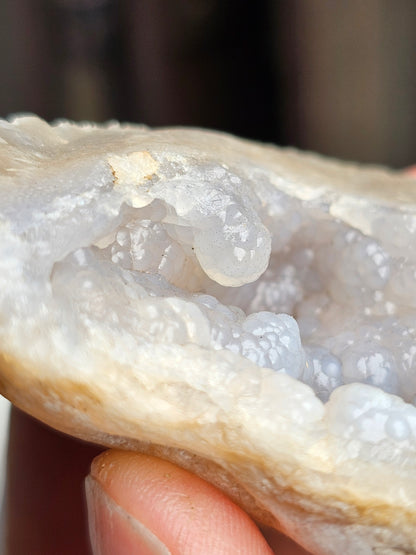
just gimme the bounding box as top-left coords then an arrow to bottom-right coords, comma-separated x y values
0,115 -> 415,554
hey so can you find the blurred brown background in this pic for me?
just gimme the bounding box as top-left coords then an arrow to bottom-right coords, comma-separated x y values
0,0 -> 415,167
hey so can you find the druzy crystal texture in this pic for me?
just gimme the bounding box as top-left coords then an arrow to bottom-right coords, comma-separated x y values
0,116 -> 415,554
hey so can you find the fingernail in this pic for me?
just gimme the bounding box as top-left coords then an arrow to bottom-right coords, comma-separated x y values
85,475 -> 171,555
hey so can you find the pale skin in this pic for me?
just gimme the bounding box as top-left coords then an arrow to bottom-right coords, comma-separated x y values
4,407 -> 310,554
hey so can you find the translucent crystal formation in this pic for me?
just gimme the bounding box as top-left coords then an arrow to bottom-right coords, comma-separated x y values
0,116 -> 415,554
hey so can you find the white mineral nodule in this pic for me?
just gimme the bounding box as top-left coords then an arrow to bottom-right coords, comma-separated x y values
0,115 -> 416,554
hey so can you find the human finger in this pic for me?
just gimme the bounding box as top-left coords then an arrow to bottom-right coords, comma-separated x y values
86,449 -> 275,555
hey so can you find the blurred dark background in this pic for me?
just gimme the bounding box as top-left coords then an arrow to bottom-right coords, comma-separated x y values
0,0 -> 415,167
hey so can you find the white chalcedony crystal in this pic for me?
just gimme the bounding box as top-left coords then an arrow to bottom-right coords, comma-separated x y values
0,115 -> 416,554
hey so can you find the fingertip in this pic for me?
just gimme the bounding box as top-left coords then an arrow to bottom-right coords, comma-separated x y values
86,472 -> 170,555
86,450 -> 274,555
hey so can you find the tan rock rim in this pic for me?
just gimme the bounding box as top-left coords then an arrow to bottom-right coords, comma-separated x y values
1,350 -> 414,545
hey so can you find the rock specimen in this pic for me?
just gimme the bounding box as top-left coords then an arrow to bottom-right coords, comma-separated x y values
0,115 -> 415,554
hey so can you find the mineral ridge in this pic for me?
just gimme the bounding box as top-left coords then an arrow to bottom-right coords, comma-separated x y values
0,115 -> 415,554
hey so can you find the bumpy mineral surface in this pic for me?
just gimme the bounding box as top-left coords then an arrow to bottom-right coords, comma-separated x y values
0,115 -> 415,554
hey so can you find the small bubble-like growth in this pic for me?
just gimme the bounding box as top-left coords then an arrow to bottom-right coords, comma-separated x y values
303,346 -> 343,402
341,343 -> 399,394
148,166 -> 272,287
220,311 -> 305,377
